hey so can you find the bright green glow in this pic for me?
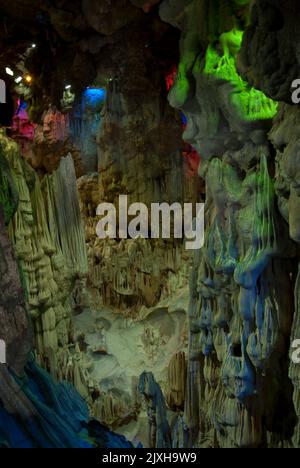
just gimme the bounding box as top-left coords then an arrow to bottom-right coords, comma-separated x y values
203,30 -> 278,122
220,29 -> 244,57
172,63 -> 191,108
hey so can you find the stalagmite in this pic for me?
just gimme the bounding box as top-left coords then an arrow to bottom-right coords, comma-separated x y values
139,372 -> 171,449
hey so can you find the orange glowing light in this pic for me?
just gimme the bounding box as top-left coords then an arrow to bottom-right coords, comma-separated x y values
25,75 -> 32,84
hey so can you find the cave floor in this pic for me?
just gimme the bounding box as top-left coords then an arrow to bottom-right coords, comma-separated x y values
73,286 -> 189,444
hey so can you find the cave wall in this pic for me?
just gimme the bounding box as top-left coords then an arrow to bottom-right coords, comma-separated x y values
75,41 -> 194,435
0,128 -> 96,404
0,131 -> 32,375
80,78 -> 196,313
0,130 -> 132,448
1,0 -> 300,449
0,5 -> 194,441
159,0 -> 300,448
74,24 -> 199,439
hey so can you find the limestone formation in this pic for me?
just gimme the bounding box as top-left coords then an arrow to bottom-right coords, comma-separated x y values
139,372 -> 171,448
0,0 -> 300,450
4,137 -> 90,400
166,352 -> 187,411
159,0 -> 300,448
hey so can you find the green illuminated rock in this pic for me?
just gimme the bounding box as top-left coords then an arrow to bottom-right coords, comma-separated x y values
203,30 -> 278,122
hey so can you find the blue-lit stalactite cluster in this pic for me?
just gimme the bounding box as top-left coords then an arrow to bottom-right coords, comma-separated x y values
70,87 -> 107,173
83,88 -> 106,107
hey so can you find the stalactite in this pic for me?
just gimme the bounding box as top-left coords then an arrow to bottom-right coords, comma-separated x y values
3,144 -> 91,403
50,154 -> 88,277
85,234 -> 190,314
166,352 -> 187,411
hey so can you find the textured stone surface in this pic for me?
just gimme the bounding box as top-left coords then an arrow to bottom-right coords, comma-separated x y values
0,134 -> 32,375
160,0 -> 300,448
0,1 -> 193,443
4,138 -> 90,400
82,0 -> 143,35
239,0 -> 300,102
1,0 -> 300,449
0,131 -> 133,448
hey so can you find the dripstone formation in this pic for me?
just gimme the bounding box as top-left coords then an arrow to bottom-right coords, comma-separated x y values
0,0 -> 299,449
159,0 -> 300,448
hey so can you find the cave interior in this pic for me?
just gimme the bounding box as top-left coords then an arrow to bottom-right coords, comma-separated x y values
0,0 -> 300,450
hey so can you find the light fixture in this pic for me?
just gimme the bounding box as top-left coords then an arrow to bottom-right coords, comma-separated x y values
65,84 -> 71,90
15,76 -> 22,84
25,75 -> 32,84
5,67 -> 14,76
32,44 -> 36,48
